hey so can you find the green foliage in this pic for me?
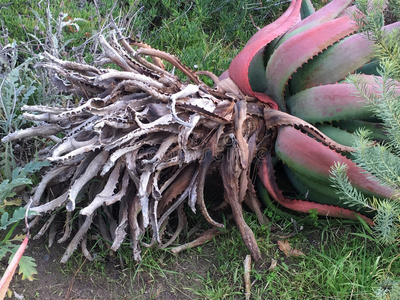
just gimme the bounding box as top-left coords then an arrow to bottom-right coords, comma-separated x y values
0,241 -> 38,281
10,160 -> 50,181
131,0 -> 287,75
14,255 -> 38,281
0,0 -> 113,48
330,162 -> 373,210
1,0 -> 288,74
140,216 -> 399,299
388,0 -> 400,21
0,160 -> 49,225
0,160 -> 48,281
330,162 -> 400,244
355,0 -> 400,79
0,208 -> 29,231
354,0 -> 386,39
0,160 -> 50,203
353,129 -> 400,189
0,42 -> 40,178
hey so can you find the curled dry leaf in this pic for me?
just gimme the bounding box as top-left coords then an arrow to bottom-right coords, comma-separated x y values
277,240 -> 305,258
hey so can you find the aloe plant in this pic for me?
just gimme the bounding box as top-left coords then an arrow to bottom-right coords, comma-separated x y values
2,0 -> 399,262
227,0 -> 399,224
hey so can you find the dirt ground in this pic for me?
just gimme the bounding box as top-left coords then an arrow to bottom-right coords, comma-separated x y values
7,238 -> 215,300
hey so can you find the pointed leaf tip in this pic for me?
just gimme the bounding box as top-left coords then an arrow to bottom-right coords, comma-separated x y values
228,0 -> 303,105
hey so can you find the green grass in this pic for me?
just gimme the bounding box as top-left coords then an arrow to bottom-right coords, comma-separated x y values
0,0 -> 119,47
60,212 -> 399,299
131,0 -> 288,75
1,0 -> 288,72
182,214 -> 400,299
1,0 -> 400,299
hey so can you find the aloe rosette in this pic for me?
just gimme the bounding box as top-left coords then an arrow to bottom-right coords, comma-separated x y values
226,0 -> 399,224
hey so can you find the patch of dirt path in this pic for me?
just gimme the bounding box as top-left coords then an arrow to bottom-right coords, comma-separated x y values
7,239 -> 215,300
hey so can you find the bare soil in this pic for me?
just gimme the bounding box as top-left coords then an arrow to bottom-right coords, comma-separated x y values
7,238 -> 215,300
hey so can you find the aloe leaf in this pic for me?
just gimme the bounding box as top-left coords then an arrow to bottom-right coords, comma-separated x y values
315,124 -> 357,147
285,166 -> 375,217
228,0 -> 302,105
356,60 -> 381,76
337,119 -> 388,141
286,83 -> 373,123
248,50 -> 269,93
275,126 -> 394,199
290,22 -> 400,94
265,15 -> 358,111
258,150 -> 374,224
265,0 -> 353,62
284,165 -> 341,204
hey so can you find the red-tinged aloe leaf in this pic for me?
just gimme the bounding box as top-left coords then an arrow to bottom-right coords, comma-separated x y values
288,75 -> 400,122
288,75 -> 400,123
258,152 -> 374,225
356,73 -> 400,90
290,21 -> 400,94
286,83 -> 373,123
275,126 -> 394,199
265,15 -> 359,111
0,237 -> 29,299
247,51 -> 270,94
265,0 -> 353,63
244,0 -> 301,47
228,0 -> 302,106
290,0 -> 353,32
284,165 -> 358,207
253,92 -> 278,110
298,27 -> 376,91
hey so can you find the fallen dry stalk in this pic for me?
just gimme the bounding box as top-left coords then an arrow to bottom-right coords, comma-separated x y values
243,255 -> 252,300
170,227 -> 222,254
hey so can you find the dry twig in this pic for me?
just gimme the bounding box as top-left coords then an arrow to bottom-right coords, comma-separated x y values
244,255 -> 252,300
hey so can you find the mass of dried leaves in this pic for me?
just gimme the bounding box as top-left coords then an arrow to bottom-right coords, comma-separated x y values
3,25 -> 349,262
1,29 -> 272,262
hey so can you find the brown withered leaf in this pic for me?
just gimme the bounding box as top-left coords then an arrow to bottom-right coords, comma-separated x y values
277,240 -> 305,258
